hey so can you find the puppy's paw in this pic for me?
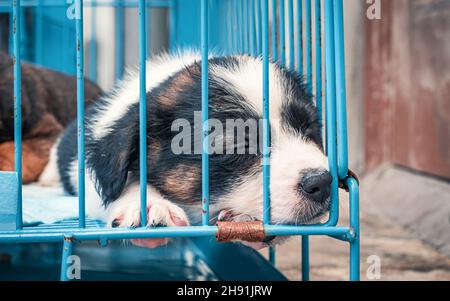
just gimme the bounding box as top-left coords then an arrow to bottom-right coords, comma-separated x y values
108,201 -> 189,249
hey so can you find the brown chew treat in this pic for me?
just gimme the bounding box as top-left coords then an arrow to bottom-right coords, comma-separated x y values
216,221 -> 265,242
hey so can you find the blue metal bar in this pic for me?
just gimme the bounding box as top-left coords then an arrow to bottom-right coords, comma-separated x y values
76,0 -> 86,228
255,0 -> 262,55
314,0 -> 322,124
60,236 -> 73,281
244,0 -> 249,53
287,0 -> 294,69
201,0 -> 209,226
236,0 -> 242,53
323,0 -> 338,226
333,0 -> 348,180
296,0 -> 302,74
226,0 -> 233,55
240,0 -> 245,53
305,0 -> 312,93
262,0 -> 270,225
169,0 -> 176,50
347,177 -> 360,281
13,0 -> 23,230
301,235 -> 310,280
233,0 -> 239,53
139,0 -> 148,227
89,3 -> 98,81
269,246 -> 276,265
271,0 -> 277,61
279,0 -> 285,66
0,225 -> 353,243
34,0 -> 43,64
115,1 -> 124,80
249,0 -> 256,56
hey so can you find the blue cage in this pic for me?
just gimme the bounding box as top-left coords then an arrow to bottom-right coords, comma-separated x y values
0,0 -> 360,281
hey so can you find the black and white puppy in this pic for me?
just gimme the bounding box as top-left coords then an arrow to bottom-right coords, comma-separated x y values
42,51 -> 331,249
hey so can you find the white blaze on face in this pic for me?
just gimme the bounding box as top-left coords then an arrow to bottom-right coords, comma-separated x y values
269,133 -> 329,224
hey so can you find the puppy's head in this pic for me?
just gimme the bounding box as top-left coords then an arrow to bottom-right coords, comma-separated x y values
149,56 -> 330,235
91,55 -> 330,248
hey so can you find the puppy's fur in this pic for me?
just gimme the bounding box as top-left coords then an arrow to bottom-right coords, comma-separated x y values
0,51 -> 102,183
50,51 -> 329,248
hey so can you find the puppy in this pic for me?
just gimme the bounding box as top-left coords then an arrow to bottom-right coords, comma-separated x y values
0,51 -> 103,183
50,51 -> 330,249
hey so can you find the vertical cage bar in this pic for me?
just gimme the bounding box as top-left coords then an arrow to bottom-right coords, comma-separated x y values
301,236 -> 310,280
296,0 -> 302,74
271,0 -> 277,62
89,3 -> 97,81
236,0 -> 242,53
227,0 -> 232,54
13,0 -> 23,230
233,0 -> 239,53
115,0 -> 124,80
76,0 -> 86,228
60,236 -> 74,281
244,0 -> 249,54
139,0 -> 148,227
35,0 -> 43,64
269,246 -> 276,265
169,0 -> 177,50
240,0 -> 245,53
287,0 -> 294,69
347,177 -> 360,281
255,0 -> 262,55
262,0 -> 270,225
324,0 -> 338,226
333,0 -> 348,180
201,0 -> 209,226
279,0 -> 285,66
305,0 -> 312,93
249,0 -> 256,56
314,0 -> 322,124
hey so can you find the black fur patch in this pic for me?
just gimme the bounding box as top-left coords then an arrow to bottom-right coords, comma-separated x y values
278,67 -> 322,148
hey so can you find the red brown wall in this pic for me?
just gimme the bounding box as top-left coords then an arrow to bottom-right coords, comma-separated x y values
364,0 -> 450,179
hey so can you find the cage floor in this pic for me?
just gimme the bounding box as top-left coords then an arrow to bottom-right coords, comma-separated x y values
2,185 -> 286,280
0,237 -> 286,281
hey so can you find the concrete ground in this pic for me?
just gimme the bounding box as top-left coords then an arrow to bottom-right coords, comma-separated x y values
260,166 -> 450,281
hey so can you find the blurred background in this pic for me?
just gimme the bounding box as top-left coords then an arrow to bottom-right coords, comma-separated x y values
0,0 -> 449,280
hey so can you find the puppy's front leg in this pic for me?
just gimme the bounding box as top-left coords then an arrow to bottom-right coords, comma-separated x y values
105,183 -> 189,248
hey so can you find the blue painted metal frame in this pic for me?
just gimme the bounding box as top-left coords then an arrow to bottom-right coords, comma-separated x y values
139,0 -> 148,227
76,0 -> 86,229
201,0 -> 209,226
0,0 -> 360,281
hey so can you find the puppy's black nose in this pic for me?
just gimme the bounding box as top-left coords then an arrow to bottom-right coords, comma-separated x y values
299,169 -> 332,204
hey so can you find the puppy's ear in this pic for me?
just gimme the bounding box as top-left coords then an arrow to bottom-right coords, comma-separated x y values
87,120 -> 138,205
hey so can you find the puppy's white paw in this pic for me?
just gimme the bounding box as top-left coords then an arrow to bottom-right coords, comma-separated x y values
107,200 -> 189,249
109,201 -> 189,228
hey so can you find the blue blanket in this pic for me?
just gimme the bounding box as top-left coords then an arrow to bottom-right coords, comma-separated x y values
23,184 -> 87,226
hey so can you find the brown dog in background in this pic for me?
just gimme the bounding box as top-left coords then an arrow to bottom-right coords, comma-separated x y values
0,51 -> 103,183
